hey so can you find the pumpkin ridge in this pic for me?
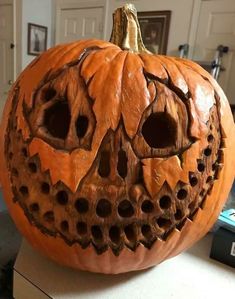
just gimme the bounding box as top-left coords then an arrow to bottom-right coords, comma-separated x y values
120,52 -> 152,138
90,50 -> 127,133
155,55 -> 189,95
139,55 -> 190,103
80,46 -> 122,84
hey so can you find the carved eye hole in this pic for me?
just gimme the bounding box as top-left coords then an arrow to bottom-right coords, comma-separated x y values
44,100 -> 71,139
76,115 -> 89,138
141,112 -> 177,148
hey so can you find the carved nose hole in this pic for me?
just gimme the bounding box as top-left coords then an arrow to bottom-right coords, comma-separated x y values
98,150 -> 110,177
142,112 -> 177,148
117,149 -> 128,178
76,115 -> 88,138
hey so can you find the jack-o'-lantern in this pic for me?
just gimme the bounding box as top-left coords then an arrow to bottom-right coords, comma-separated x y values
0,4 -> 234,274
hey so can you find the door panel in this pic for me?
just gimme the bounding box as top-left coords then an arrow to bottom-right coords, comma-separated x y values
0,3 -> 14,118
59,7 -> 104,43
193,0 -> 235,103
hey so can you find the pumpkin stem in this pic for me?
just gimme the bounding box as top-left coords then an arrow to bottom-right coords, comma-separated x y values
110,3 -> 151,54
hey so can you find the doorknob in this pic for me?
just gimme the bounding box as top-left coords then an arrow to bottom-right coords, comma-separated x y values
8,80 -> 13,85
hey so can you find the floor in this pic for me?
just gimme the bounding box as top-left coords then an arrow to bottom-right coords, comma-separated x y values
0,207 -> 22,298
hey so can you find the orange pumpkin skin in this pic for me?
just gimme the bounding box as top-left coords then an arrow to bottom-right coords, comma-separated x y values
0,37 -> 235,274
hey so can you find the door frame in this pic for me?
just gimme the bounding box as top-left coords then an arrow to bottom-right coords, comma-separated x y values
0,0 -> 22,79
55,0 -> 108,44
188,0 -> 202,59
13,0 -> 22,77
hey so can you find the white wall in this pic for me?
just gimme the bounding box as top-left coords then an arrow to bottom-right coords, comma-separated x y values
54,0 -> 195,56
21,0 -> 52,69
18,0 -> 197,69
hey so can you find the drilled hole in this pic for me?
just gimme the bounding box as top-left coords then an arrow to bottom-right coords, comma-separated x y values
12,168 -> 19,177
188,201 -> 196,211
215,164 -> 222,179
204,147 -> 212,157
207,134 -> 214,142
76,222 -> 87,235
96,198 -> 112,218
141,200 -> 154,213
200,189 -> 205,197
109,226 -> 121,244
98,150 -> 110,177
218,150 -> 223,163
117,149 -> 128,178
75,198 -> 89,214
91,225 -> 103,242
43,211 -> 54,223
159,195 -> 171,209
142,224 -> 152,238
56,190 -> 68,205
177,189 -> 188,200
29,203 -> 39,212
197,162 -> 205,172
44,88 -> 56,102
175,209 -> 184,220
28,162 -> 37,173
220,139 -> 225,148
60,220 -> 69,232
41,182 -> 50,194
19,186 -> 28,196
190,176 -> 198,187
212,162 -> 217,171
22,148 -> 27,157
142,112 -> 177,148
44,100 -> 70,139
124,224 -> 136,242
206,176 -> 213,183
76,115 -> 89,138
157,217 -> 172,229
118,200 -> 134,218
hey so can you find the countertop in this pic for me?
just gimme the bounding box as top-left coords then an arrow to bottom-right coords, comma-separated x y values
14,233 -> 235,299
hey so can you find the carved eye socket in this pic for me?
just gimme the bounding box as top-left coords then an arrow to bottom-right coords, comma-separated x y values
44,100 -> 71,139
29,67 -> 96,150
142,112 -> 177,148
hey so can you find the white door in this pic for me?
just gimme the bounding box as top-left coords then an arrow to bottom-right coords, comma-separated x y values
192,0 -> 235,103
0,2 -> 14,118
58,7 -> 104,44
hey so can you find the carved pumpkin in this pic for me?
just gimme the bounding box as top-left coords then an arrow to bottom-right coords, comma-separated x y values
0,4 -> 234,274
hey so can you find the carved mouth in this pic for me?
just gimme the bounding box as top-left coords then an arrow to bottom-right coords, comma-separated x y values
6,102 -> 223,255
